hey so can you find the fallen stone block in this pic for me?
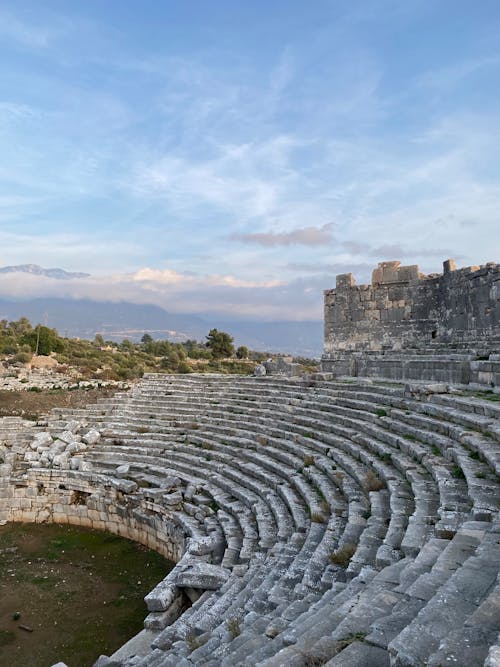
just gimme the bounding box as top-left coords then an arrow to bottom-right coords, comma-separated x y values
82,429 -> 101,446
172,562 -> 230,590
116,463 -> 130,478
30,432 -> 53,449
144,581 -> 180,612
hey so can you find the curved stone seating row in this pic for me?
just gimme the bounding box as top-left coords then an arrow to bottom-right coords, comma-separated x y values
1,373 -> 498,666
79,378 -> 500,664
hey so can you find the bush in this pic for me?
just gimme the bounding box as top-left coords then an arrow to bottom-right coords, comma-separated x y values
177,360 -> 193,374
15,346 -> 33,364
236,345 -> 249,359
20,325 -> 65,355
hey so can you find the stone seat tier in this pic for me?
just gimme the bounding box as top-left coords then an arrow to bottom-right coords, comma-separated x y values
89,437 -> 344,595
89,392 -> 450,580
93,414 -> 390,572
4,374 -> 498,667
86,453 -> 259,570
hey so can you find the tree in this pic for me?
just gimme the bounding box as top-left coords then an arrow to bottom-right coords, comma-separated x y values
141,333 -> 153,344
9,317 -> 32,336
94,334 -> 105,347
20,325 -> 65,356
236,345 -> 249,359
205,329 -> 234,359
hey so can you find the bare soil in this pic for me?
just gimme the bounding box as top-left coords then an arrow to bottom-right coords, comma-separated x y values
0,387 -> 123,421
0,523 -> 173,667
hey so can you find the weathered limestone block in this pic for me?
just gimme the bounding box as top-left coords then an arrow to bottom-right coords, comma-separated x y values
172,562 -> 230,590
30,432 -> 53,449
115,464 -> 130,478
59,430 -> 81,444
82,428 -> 101,446
145,581 -> 180,612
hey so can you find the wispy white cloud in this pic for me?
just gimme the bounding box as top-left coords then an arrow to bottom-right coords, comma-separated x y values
0,1 -> 499,306
415,57 -> 500,93
231,223 -> 334,247
0,10 -> 56,48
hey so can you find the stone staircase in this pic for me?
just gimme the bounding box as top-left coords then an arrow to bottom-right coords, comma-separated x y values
1,374 -> 499,666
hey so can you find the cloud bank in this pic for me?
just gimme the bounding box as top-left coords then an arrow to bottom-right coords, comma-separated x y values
0,269 -> 321,321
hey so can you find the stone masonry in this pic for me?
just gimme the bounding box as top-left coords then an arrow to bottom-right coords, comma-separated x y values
322,259 -> 500,388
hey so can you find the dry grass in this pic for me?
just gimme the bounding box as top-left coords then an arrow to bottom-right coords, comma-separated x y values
363,471 -> 385,492
329,542 -> 356,567
226,617 -> 241,640
320,499 -> 330,514
185,633 -> 206,652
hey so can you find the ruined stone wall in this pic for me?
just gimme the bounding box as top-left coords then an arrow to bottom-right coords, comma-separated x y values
324,259 -> 500,355
0,469 -> 186,562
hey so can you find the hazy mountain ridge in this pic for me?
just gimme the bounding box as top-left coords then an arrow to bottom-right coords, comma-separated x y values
0,264 -> 90,280
0,298 -> 322,357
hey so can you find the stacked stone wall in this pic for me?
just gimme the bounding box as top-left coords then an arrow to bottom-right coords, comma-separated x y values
0,469 -> 185,562
324,259 -> 500,354
323,259 -> 500,387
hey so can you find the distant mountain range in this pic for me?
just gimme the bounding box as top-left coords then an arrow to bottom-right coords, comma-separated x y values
0,264 -> 90,280
0,297 -> 322,357
0,264 -> 322,355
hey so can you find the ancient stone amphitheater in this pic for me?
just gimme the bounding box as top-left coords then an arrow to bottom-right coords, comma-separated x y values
1,373 -> 499,667
0,259 -> 499,667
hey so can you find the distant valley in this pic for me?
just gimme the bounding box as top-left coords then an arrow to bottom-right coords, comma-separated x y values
0,297 -> 322,357
0,264 -> 322,356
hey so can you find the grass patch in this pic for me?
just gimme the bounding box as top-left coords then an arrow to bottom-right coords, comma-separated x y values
186,633 -> 206,652
363,471 -> 385,492
336,632 -> 367,651
0,523 -> 172,667
329,543 -> 356,567
0,630 -> 15,647
452,465 -> 465,479
226,617 -> 241,640
375,409 -> 387,418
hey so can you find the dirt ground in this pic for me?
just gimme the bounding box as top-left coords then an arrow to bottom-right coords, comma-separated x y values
0,387 -> 124,421
0,523 -> 173,667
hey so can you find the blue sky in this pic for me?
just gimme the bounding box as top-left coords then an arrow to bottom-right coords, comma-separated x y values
0,0 -> 499,319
